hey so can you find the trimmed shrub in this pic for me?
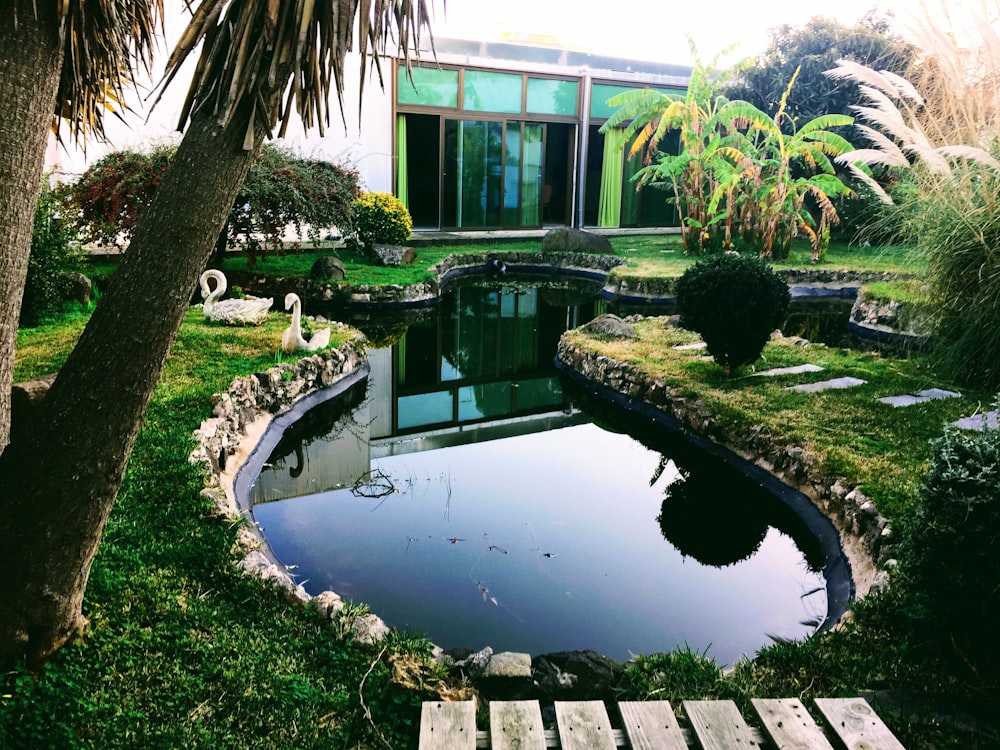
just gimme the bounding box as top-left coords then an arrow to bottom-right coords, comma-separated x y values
899,421 -> 1000,679
674,253 -> 790,374
351,191 -> 412,249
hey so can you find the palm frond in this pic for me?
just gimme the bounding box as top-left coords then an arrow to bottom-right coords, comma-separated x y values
53,0 -> 164,148
156,0 -> 435,148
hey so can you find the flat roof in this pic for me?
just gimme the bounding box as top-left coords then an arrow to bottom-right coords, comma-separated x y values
410,36 -> 691,87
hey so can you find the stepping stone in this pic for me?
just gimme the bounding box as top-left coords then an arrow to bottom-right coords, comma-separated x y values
879,388 -> 961,408
754,364 -> 823,378
954,411 -> 1000,431
787,377 -> 867,394
672,342 -> 707,351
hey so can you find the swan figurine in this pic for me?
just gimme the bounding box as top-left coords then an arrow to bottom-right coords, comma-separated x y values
199,269 -> 273,326
282,292 -> 331,353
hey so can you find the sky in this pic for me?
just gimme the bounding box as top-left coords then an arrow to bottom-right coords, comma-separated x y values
431,0 -> 921,65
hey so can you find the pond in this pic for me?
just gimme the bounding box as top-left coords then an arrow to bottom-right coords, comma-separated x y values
245,281 -> 845,666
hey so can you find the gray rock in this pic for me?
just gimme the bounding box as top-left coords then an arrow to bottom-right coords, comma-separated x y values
371,244 -> 416,266
541,227 -> 614,254
309,255 -> 345,281
580,314 -> 636,339
532,650 -> 624,701
483,651 -> 532,679
59,272 -> 93,304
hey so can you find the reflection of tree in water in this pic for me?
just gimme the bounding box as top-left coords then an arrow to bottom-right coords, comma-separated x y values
262,379 -> 369,475
348,307 -> 433,349
656,467 -> 771,567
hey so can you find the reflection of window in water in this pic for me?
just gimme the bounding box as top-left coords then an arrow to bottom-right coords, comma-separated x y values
394,285 -> 596,432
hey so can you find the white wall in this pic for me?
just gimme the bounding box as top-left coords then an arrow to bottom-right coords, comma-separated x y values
46,9 -> 395,193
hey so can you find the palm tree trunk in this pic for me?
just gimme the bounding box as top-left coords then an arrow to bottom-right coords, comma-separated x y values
0,94 -> 265,668
0,2 -> 64,452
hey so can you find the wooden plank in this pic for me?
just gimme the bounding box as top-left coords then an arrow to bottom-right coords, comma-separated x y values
752,698 -> 836,750
683,700 -> 762,750
554,701 -> 617,750
419,701 -> 476,750
815,697 -> 906,750
619,700 -> 688,750
490,700 -> 547,750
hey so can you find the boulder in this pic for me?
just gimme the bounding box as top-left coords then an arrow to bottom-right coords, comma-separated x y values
309,255 -> 346,281
371,244 -> 416,266
461,647 -> 534,700
59,272 -> 92,305
579,314 -> 637,339
10,373 -> 56,442
541,227 -> 614,254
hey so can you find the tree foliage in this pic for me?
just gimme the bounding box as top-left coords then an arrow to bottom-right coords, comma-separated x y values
21,179 -> 85,327
724,15 -> 914,140
65,143 -> 360,260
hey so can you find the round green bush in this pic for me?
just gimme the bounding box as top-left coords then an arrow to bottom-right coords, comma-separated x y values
351,191 -> 412,248
674,253 -> 790,374
900,422 -> 1000,677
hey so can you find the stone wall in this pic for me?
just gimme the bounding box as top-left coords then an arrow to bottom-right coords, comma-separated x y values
188,338 -> 395,645
556,336 -> 894,601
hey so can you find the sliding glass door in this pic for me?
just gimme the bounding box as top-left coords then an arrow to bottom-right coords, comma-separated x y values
442,119 -> 545,229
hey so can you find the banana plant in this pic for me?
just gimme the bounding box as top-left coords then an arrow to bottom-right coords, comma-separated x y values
603,61 -> 856,260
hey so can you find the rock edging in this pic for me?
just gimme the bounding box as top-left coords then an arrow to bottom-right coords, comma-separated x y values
187,337 -> 394,645
556,333 -> 894,603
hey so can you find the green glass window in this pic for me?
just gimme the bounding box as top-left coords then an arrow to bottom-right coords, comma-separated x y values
464,70 -> 523,113
526,78 -> 578,116
398,391 -> 453,429
397,65 -> 459,108
590,83 -> 685,119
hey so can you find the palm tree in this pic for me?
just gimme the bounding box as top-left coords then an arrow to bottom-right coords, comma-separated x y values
0,0 -> 162,455
0,0 -> 434,669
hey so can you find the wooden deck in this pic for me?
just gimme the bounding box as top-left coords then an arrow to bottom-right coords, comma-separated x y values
419,697 -> 905,749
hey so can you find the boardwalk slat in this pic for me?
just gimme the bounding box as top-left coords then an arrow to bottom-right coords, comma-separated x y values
418,700 -> 476,750
490,700 -> 547,750
752,698 -> 836,750
619,700 -> 688,750
815,697 -> 906,750
554,701 -> 617,750
684,699 -> 762,749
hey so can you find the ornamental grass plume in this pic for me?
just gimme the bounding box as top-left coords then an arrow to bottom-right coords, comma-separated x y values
828,0 -> 1000,389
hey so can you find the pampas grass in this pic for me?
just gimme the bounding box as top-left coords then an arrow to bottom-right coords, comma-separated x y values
830,0 -> 1000,388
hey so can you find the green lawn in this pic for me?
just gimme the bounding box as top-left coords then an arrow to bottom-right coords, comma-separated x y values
209,234 -> 921,289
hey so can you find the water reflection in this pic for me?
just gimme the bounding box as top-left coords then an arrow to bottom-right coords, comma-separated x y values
249,282 -> 831,664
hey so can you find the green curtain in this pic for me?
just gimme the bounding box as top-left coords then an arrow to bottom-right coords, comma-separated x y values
621,136 -> 642,226
597,127 -> 626,227
396,114 -> 409,208
520,124 -> 543,226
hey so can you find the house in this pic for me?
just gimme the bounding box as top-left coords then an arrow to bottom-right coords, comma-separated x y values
388,36 -> 691,232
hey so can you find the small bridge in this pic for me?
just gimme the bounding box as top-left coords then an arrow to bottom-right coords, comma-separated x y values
419,697 -> 904,749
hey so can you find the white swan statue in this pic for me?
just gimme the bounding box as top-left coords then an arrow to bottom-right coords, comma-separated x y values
199,269 -> 273,326
282,292 -> 331,353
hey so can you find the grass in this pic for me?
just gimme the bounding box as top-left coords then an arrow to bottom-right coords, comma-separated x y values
215,234 -> 922,289
3,309 -> 452,750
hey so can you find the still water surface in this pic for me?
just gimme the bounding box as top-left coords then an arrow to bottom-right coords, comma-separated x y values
249,282 -> 830,665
